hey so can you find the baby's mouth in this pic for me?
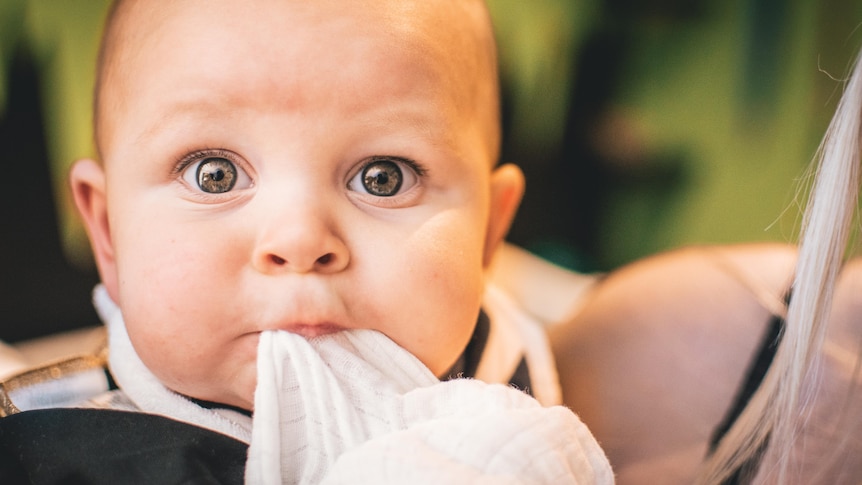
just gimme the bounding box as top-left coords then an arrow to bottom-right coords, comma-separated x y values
277,323 -> 343,338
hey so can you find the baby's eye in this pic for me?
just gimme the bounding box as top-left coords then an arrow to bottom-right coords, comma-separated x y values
348,157 -> 420,197
181,155 -> 252,194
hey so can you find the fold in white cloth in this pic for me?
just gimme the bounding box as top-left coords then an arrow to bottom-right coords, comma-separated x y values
246,329 -> 613,484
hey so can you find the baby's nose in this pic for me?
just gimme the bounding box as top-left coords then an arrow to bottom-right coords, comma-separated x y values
252,207 -> 349,275
265,251 -> 341,272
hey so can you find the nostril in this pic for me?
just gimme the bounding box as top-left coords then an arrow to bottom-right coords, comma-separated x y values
270,255 -> 286,265
317,253 -> 333,265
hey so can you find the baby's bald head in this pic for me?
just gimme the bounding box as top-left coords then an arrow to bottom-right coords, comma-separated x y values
92,0 -> 501,165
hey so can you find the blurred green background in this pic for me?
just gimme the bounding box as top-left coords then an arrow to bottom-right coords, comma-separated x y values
1,0 -> 862,339
490,0 -> 862,270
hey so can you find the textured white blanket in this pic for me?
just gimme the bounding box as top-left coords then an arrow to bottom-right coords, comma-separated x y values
246,329 -> 613,484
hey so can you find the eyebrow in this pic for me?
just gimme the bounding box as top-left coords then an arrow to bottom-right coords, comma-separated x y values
134,98 -> 225,144
140,92 -> 458,138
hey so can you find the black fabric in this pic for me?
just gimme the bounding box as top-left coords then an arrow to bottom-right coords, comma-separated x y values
104,369 -> 119,391
444,310 -> 533,396
443,309 -> 491,380
707,296 -> 787,484
443,309 -> 534,396
0,408 -> 248,485
188,398 -> 252,418
508,357 -> 532,396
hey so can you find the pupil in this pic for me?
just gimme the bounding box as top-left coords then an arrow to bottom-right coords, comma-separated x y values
362,160 -> 402,197
196,157 -> 237,193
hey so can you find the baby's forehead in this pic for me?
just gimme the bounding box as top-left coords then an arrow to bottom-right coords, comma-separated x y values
106,0 -> 493,75
97,0 -> 499,162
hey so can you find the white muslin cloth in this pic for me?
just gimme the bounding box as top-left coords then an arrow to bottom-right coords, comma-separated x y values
246,329 -> 613,484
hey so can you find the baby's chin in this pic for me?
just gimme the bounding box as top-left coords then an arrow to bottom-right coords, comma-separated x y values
157,357 -> 258,412
224,364 -> 259,412
172,378 -> 257,413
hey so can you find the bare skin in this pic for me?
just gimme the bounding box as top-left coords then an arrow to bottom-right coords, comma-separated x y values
551,243 -> 798,483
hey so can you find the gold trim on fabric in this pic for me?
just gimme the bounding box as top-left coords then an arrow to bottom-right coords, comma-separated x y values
0,334 -> 109,418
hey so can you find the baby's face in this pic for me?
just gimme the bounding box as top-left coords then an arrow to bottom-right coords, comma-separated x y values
78,0 -> 521,410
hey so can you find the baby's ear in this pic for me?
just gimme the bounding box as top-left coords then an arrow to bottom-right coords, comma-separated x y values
69,159 -> 119,301
483,163 -> 525,267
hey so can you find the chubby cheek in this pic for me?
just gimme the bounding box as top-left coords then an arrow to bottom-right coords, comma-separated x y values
111,215 -> 258,408
112,202 -> 250,319
378,217 -> 487,375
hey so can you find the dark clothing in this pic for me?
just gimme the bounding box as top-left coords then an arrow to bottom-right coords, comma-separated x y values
0,409 -> 248,485
708,300 -> 787,484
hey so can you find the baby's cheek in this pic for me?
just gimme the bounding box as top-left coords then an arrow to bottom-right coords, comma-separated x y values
407,252 -> 484,373
404,292 -> 478,355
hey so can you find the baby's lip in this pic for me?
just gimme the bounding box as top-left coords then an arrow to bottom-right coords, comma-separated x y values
276,323 -> 344,338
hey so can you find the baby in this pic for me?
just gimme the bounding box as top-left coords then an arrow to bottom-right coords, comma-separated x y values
0,0 -> 611,483
75,0 -> 520,415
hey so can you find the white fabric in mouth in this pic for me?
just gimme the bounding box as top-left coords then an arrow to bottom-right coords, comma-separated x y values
246,329 -> 613,485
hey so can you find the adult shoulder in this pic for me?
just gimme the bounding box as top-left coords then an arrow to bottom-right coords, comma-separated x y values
550,243 -> 796,483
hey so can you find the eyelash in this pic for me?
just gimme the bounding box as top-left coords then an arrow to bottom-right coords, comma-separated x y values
172,148 -> 241,176
356,156 -> 428,178
172,151 -> 427,175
